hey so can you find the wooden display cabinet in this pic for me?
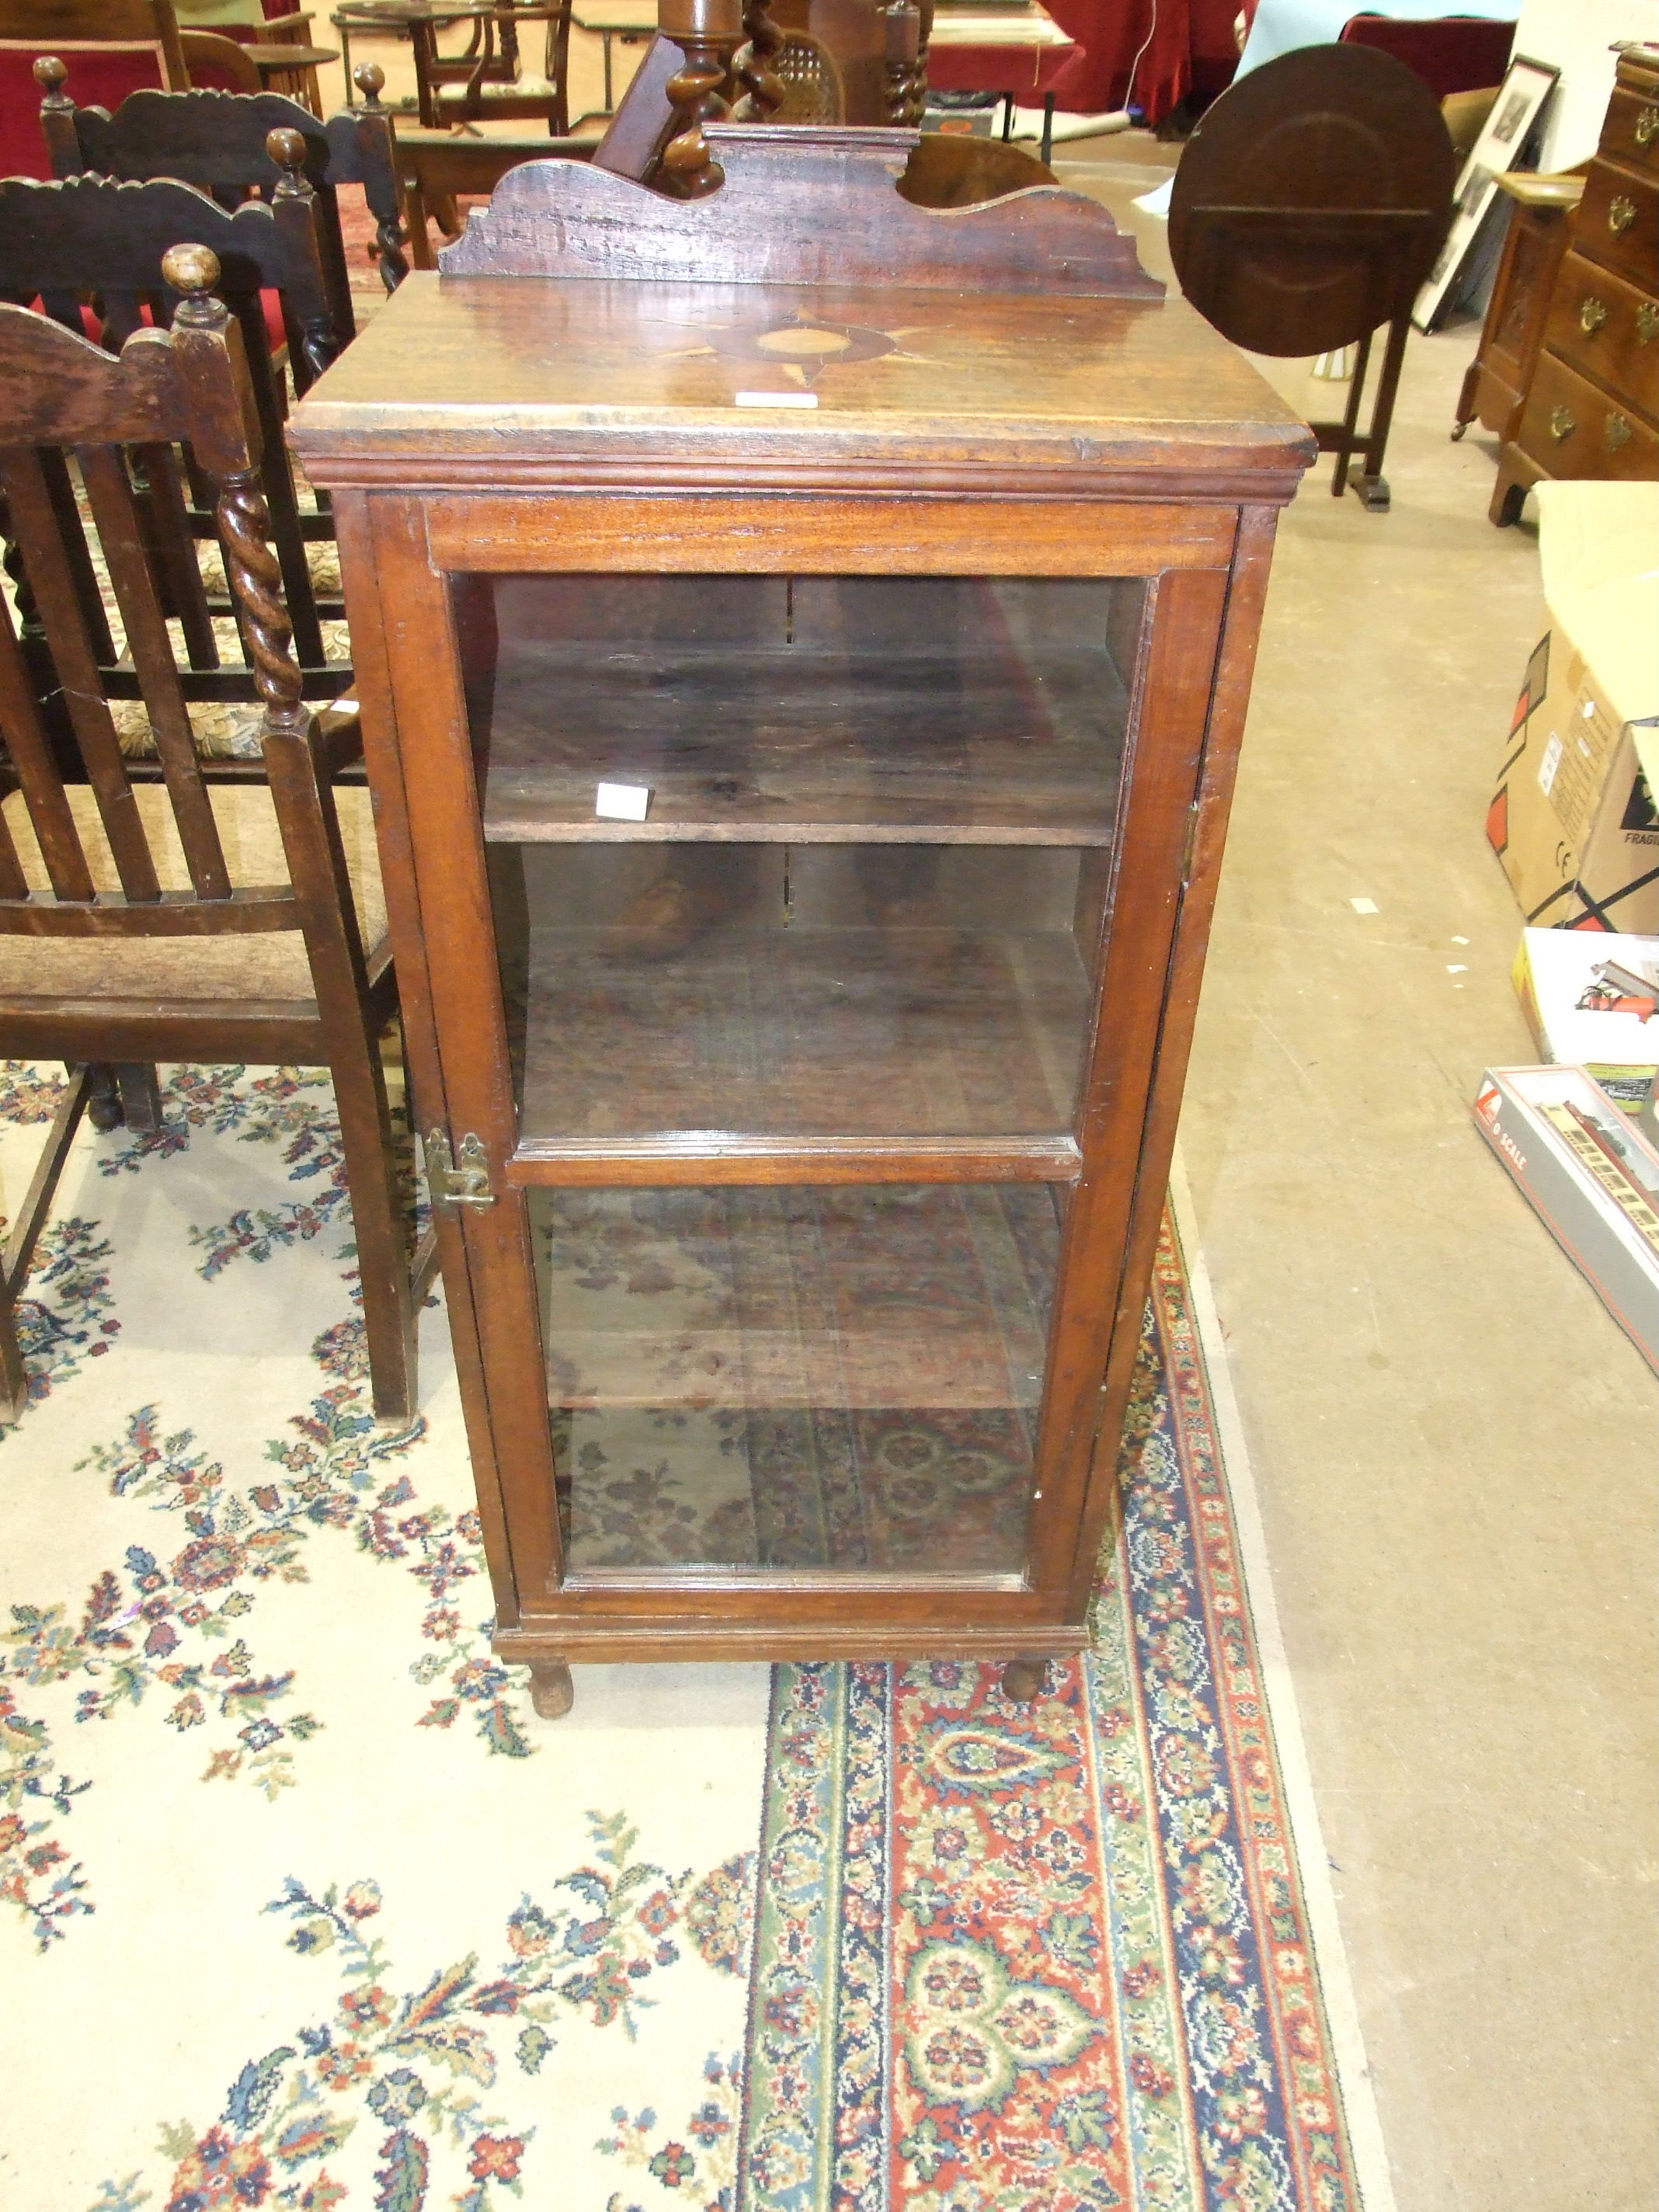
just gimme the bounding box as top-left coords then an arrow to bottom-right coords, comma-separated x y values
290,126 -> 1314,1716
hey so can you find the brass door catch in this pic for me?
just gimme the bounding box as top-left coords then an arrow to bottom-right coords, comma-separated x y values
425,1128 -> 496,1208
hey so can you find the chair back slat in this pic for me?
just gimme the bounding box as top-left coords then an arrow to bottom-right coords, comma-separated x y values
0,596 -> 96,902
77,443 -> 231,899
0,445 -> 161,903
130,440 -> 219,670
0,791 -> 30,901
32,443 -> 115,664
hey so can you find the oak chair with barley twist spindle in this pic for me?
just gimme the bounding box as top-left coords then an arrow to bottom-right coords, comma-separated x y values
0,245 -> 433,1424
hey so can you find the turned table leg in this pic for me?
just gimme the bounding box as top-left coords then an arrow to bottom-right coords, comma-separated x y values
1000,1657 -> 1049,1702
527,1661 -> 574,1720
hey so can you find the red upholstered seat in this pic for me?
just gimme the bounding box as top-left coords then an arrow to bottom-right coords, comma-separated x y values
1038,0 -> 1240,124
1338,15 -> 1515,99
30,290 -> 290,358
0,45 -> 255,178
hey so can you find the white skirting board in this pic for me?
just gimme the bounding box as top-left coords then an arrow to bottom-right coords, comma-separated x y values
1167,1147 -> 1402,2212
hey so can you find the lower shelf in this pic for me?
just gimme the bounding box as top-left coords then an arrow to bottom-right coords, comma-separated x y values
532,1181 -> 1059,1577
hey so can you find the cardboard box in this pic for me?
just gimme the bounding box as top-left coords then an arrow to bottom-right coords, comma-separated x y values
1512,926 -> 1659,1107
1487,482 -> 1659,934
1473,1065 -> 1659,1372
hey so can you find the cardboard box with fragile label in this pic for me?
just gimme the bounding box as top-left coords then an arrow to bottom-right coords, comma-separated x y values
1487,482 -> 1659,934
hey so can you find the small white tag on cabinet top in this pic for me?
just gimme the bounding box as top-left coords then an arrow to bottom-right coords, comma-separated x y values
595,781 -> 651,821
734,391 -> 819,409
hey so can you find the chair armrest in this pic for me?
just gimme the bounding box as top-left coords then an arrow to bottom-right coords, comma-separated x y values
180,27 -> 265,89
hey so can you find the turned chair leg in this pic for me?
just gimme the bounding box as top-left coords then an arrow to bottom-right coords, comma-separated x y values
85,1063 -> 124,1132
114,1063 -> 163,1132
2,1066 -> 94,1420
330,1026 -> 420,1428
0,1293 -> 27,1419
1001,1657 -> 1049,1703
527,1660 -> 574,1719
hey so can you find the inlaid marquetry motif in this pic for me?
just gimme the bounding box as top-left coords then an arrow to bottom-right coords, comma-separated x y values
701,309 -> 920,387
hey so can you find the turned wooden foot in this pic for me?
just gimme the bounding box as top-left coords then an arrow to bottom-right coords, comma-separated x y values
1000,1657 -> 1048,1703
85,1064 -> 124,1132
527,1660 -> 574,1720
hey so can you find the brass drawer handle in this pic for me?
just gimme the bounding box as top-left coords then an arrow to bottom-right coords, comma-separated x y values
1639,300 -> 1659,344
1581,295 -> 1608,334
1637,103 -> 1658,148
1549,404 -> 1577,441
1609,194 -> 1638,234
1605,412 -> 1633,451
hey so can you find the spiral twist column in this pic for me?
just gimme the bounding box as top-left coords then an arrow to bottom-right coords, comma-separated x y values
658,0 -> 744,198
732,0 -> 784,120
219,472 -> 307,732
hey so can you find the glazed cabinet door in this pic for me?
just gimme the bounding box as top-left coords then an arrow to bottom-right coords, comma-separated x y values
349,493 -> 1243,1642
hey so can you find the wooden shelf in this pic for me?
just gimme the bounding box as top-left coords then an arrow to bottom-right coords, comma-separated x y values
475,574 -> 1133,845
509,914 -> 1094,1163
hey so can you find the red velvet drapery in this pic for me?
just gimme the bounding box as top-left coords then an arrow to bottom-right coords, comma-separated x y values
1040,0 -> 1240,122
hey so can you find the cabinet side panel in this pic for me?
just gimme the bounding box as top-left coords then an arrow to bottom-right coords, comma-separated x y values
1064,504 -> 1282,1614
364,495 -> 566,1596
1024,553 -> 1238,1605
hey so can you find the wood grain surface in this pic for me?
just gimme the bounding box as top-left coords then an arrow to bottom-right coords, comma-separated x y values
290,274 -> 1313,498
438,121 -> 1158,294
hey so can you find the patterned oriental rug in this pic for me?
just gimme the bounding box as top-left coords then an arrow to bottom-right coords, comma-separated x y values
0,1064 -> 1379,2212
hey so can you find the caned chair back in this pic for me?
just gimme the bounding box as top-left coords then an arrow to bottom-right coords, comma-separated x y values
774,32 -> 843,123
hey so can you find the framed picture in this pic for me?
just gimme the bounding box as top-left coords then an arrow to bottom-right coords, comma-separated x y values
1413,54 -> 1559,332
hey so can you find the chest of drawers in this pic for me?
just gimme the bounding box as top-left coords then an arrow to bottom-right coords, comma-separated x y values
1493,45 -> 1659,523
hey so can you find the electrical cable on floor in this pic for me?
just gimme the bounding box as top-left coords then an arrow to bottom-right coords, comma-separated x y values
1078,0 -> 1159,137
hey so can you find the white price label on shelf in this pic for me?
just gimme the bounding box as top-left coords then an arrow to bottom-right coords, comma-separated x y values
595,781 -> 651,821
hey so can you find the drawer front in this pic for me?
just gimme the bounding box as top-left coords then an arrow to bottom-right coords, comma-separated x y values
1575,162 -> 1659,288
1518,350 -> 1659,482
1602,85 -> 1659,179
1543,249 -> 1659,406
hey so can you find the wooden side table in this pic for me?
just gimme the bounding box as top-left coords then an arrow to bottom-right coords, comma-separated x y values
290,125 -> 1314,1717
1452,171 -> 1584,443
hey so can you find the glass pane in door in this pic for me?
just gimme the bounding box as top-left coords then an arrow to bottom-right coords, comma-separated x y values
528,1179 -> 1059,1577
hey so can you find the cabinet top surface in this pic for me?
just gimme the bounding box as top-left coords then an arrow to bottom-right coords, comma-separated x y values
290,274 -> 1314,492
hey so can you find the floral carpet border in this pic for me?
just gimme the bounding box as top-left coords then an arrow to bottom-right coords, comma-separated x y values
736,1211 -> 1364,2212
